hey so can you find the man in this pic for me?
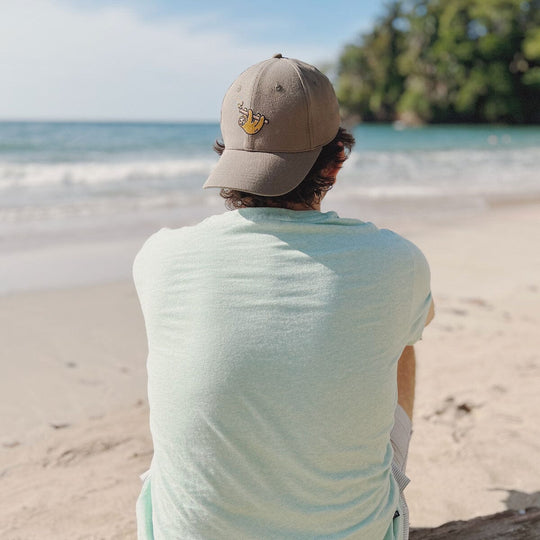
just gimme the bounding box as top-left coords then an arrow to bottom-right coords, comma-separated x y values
134,54 -> 434,539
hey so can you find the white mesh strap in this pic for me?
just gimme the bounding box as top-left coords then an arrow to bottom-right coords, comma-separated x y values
392,463 -> 411,540
391,404 -> 413,472
391,404 -> 412,539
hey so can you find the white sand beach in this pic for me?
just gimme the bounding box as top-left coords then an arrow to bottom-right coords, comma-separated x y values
1,200 -> 540,539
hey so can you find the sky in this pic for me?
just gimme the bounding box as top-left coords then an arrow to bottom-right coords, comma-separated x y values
0,0 -> 384,122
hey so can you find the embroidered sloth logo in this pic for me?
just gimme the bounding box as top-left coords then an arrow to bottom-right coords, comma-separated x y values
237,102 -> 269,135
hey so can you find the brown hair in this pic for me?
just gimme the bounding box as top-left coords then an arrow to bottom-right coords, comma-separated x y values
213,127 -> 355,210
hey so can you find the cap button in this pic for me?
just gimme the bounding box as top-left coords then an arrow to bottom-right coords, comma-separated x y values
272,53 -> 283,59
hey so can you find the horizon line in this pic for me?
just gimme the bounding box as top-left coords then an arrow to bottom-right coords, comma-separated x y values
0,117 -> 221,124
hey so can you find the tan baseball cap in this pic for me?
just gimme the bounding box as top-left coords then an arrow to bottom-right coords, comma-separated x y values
203,54 -> 341,197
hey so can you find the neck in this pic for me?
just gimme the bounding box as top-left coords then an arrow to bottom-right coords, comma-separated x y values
239,200 -> 322,212
286,201 -> 321,211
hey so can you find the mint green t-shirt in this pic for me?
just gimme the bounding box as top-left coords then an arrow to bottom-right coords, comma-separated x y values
133,208 -> 432,540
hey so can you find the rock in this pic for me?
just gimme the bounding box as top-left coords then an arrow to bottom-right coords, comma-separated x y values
410,507 -> 540,539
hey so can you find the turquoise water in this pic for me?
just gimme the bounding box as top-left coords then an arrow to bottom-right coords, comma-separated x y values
353,124 -> 540,151
0,121 -> 221,162
2,122 -> 540,160
1,121 -> 539,223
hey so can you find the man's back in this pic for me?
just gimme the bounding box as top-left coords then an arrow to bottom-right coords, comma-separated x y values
134,207 -> 431,539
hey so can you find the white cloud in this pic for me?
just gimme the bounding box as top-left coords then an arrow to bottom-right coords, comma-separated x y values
0,1 -> 337,121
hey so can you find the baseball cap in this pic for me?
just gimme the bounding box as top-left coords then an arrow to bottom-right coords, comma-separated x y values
203,54 -> 341,197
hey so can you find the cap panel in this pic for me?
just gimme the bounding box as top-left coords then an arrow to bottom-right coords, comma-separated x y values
249,59 -> 311,153
220,57 -> 339,154
294,59 -> 341,147
244,59 -> 272,151
220,59 -> 270,150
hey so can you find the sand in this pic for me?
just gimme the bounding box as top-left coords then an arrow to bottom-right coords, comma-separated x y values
1,202 -> 540,539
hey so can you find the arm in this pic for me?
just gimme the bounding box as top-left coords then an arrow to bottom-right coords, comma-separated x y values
398,299 -> 435,421
397,346 -> 416,421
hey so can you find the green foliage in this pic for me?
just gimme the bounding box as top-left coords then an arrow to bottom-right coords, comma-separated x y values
523,67 -> 540,86
523,28 -> 540,60
336,0 -> 540,123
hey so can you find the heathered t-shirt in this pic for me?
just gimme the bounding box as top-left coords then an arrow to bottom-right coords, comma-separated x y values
133,207 -> 432,540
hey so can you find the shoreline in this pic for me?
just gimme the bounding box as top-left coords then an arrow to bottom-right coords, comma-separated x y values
1,199 -> 540,536
3,194 -> 540,297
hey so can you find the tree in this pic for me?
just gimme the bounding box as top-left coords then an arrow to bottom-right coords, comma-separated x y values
336,0 -> 540,123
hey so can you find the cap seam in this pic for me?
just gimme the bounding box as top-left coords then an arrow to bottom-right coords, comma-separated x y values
246,59 -> 274,151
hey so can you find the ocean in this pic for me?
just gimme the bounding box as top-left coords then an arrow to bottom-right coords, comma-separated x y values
1,121 -> 540,244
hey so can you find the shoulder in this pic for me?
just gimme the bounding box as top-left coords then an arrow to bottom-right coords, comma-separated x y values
365,229 -> 431,288
381,231 -> 432,301
134,226 -> 171,258
132,213 -> 234,272
132,228 -> 170,285
379,229 -> 429,264
134,212 -> 232,254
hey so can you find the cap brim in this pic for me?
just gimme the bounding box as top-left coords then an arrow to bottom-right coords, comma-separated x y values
203,147 -> 322,197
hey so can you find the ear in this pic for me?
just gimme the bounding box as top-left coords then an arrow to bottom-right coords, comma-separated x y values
322,146 -> 346,180
322,162 -> 341,180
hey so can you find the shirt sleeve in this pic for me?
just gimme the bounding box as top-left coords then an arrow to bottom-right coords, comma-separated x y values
405,243 -> 432,346
132,228 -> 169,301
